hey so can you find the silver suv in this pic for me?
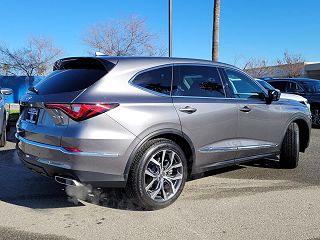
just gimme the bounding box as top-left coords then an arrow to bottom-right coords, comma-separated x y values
0,87 -> 12,147
16,57 -> 311,210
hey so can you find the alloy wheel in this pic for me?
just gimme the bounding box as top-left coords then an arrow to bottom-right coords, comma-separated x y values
144,149 -> 183,202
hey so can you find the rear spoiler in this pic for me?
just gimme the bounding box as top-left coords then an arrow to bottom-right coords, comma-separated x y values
53,57 -> 118,72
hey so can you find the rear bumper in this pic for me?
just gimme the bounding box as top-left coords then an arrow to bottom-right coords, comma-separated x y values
16,134 -> 127,188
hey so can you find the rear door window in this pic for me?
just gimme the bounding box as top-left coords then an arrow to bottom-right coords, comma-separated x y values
32,58 -> 114,95
132,66 -> 172,95
172,65 -> 225,98
286,81 -> 304,93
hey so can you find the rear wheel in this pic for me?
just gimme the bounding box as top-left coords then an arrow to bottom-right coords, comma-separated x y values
126,138 -> 187,210
280,122 -> 299,169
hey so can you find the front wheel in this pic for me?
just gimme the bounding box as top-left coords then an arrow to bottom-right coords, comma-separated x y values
280,122 -> 299,169
126,138 -> 187,210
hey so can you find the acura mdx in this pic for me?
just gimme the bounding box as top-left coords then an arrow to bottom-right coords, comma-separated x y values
16,57 -> 311,210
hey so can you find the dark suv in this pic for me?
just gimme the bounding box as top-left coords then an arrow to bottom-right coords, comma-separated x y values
266,78 -> 320,127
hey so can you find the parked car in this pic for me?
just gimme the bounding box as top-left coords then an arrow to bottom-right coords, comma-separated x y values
16,57 -> 311,210
265,78 -> 320,127
255,79 -> 310,110
0,88 -> 13,147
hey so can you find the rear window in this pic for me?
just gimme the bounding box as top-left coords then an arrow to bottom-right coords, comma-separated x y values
32,58 -> 115,95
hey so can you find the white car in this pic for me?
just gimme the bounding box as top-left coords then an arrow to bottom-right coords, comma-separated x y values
256,79 -> 310,110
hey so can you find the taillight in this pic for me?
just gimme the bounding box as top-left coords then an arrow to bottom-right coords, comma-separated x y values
45,103 -> 119,121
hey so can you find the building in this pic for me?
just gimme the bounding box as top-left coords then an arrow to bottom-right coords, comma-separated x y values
246,62 -> 320,79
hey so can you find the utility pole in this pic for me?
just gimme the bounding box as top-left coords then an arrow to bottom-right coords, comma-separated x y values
212,0 -> 220,61
169,0 -> 172,57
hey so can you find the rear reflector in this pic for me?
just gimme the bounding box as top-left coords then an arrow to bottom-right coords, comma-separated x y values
45,103 -> 119,121
63,147 -> 82,152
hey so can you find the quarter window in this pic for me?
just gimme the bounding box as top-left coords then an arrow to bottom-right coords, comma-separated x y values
224,69 -> 263,99
172,66 -> 225,98
132,66 -> 172,95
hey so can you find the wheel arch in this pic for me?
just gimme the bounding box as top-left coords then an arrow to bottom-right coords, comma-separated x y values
124,129 -> 196,182
293,118 -> 310,152
282,116 -> 310,153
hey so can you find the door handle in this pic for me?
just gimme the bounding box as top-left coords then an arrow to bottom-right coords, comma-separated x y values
240,106 -> 251,113
179,106 -> 197,114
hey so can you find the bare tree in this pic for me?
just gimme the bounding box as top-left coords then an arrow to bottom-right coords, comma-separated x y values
0,63 -> 11,76
212,0 -> 220,61
83,16 -> 165,56
277,51 -> 305,78
243,57 -> 274,78
0,37 -> 63,81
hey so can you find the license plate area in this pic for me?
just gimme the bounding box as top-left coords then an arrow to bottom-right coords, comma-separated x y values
26,107 -> 39,124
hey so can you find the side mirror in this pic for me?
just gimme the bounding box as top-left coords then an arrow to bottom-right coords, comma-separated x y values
266,89 -> 280,104
0,88 -> 13,95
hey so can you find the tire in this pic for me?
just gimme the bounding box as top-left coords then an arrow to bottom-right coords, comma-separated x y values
311,109 -> 320,128
0,123 -> 6,147
6,121 -> 10,132
280,122 -> 299,169
126,138 -> 188,210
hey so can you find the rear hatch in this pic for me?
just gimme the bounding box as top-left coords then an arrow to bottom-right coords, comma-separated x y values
18,57 -> 117,146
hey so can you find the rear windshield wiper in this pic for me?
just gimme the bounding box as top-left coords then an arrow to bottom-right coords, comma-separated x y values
28,86 -> 39,94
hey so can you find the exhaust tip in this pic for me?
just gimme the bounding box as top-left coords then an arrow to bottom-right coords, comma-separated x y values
55,176 -> 82,187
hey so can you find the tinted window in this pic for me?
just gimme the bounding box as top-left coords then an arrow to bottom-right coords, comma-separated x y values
268,81 -> 287,91
172,66 -> 225,98
301,81 -> 320,93
225,69 -> 263,99
257,80 -> 275,90
34,69 -> 107,95
132,66 -> 172,95
33,58 -> 113,95
287,82 -> 304,93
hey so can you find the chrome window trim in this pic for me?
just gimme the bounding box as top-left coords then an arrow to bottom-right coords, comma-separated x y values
128,62 -> 266,101
16,133 -> 119,157
129,63 -> 230,99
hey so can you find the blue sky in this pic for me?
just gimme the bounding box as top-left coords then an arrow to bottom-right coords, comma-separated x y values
1,0 -> 320,65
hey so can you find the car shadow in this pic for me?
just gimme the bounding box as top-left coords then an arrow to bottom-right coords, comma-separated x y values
242,158 -> 282,169
0,148 -> 281,211
0,147 -> 84,209
188,165 -> 245,182
0,127 -> 307,211
89,165 -> 247,211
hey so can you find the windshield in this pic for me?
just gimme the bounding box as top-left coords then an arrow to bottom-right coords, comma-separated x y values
256,80 -> 275,90
301,81 -> 320,93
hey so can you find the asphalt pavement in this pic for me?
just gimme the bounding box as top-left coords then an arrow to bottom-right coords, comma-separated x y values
1,127 -> 320,240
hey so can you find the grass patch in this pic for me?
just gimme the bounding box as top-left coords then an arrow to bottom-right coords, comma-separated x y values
8,109 -> 20,124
